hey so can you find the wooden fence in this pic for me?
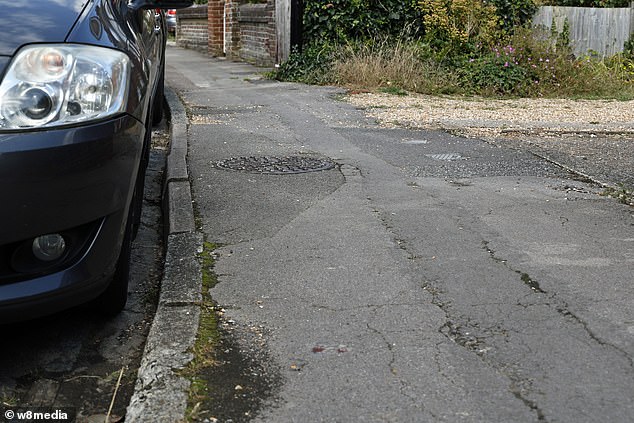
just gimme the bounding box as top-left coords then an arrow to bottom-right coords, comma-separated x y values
533,6 -> 634,57
276,0 -> 291,62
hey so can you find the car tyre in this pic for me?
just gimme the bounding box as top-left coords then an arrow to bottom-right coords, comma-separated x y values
93,202 -> 134,316
130,157 -> 146,240
151,68 -> 165,126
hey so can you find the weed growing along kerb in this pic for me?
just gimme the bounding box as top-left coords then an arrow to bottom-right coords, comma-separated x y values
179,241 -> 280,422
181,241 -> 222,422
602,184 -> 634,206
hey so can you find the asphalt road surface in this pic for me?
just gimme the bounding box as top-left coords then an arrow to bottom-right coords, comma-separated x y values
167,46 -> 634,423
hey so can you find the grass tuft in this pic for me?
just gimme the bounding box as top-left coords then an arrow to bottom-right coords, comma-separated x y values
602,184 -> 634,206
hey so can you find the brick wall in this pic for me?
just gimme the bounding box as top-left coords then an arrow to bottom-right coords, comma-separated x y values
204,1 -> 278,66
176,5 -> 209,53
237,1 -> 276,65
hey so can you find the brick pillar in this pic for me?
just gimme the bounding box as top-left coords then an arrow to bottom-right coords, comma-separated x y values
224,0 -> 241,58
208,0 -> 224,56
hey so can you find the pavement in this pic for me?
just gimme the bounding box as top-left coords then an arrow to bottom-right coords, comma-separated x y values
125,45 -> 634,422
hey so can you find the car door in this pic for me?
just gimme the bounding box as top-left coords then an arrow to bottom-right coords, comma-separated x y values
134,8 -> 164,116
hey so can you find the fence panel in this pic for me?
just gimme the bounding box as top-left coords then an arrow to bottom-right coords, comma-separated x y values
533,6 -> 634,57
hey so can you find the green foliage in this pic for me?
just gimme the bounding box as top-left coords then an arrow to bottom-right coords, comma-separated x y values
417,0 -> 535,48
549,17 -> 571,51
457,27 -> 634,97
303,0 -> 422,45
462,53 -> 531,95
182,241 -> 221,421
488,0 -> 536,31
602,183 -> 634,206
623,33 -> 634,60
273,43 -> 337,85
556,18 -> 571,50
459,29 -> 572,96
418,0 -> 502,53
378,85 -> 409,96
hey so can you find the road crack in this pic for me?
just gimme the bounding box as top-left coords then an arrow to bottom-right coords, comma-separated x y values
482,240 -> 634,370
364,322 -> 424,407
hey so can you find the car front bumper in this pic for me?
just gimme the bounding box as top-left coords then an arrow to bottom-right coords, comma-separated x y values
0,115 -> 145,322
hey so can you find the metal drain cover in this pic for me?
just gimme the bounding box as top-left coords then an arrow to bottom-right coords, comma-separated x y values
215,155 -> 336,174
426,153 -> 463,161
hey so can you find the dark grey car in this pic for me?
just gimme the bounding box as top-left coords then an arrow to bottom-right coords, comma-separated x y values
0,0 -> 192,323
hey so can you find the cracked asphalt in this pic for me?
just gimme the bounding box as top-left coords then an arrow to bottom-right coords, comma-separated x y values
166,46 -> 634,422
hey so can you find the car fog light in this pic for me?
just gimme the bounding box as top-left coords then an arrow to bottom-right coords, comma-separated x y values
32,234 -> 66,261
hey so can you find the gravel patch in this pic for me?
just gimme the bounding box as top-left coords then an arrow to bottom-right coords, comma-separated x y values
347,93 -> 634,133
347,92 -> 634,189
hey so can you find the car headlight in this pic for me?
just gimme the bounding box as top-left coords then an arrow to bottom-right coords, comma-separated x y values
0,44 -> 130,129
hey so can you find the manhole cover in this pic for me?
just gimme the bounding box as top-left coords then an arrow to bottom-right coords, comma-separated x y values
215,156 -> 336,174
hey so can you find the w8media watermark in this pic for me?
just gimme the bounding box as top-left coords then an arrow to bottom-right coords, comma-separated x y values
2,408 -> 75,423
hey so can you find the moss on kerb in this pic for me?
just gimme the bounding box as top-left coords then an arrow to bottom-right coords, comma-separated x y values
200,241 -> 220,290
182,240 -> 222,422
181,240 -> 280,422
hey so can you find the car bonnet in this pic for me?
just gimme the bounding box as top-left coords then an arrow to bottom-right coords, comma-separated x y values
0,0 -> 91,76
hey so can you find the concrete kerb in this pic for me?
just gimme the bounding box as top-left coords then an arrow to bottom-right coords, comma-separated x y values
126,87 -> 202,422
164,87 -> 195,234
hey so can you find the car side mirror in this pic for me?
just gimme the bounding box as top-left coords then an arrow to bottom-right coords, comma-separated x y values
128,0 -> 194,10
